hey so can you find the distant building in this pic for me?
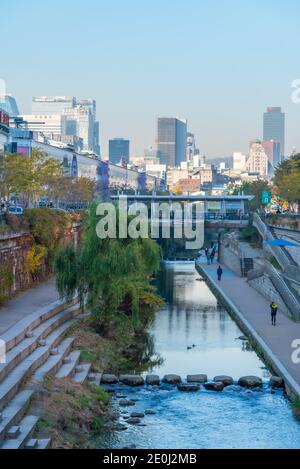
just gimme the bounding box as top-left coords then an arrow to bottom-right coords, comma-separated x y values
233,152 -> 247,172
263,107 -> 285,160
186,132 -> 199,162
109,138 -> 130,165
157,117 -> 187,167
166,167 -> 189,189
20,96 -> 100,155
0,94 -> 20,116
246,141 -> 269,176
176,178 -> 201,193
261,140 -> 281,172
0,108 -> 9,151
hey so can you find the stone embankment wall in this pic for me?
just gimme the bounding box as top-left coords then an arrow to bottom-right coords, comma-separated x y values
248,274 -> 290,316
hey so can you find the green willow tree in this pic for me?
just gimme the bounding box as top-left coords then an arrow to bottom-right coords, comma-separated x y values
230,180 -> 272,211
54,204 -> 162,332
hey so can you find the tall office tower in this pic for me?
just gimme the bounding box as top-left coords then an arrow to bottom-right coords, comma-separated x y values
263,107 -> 285,160
157,117 -> 187,167
246,140 -> 269,176
109,138 -> 130,165
62,106 -> 94,153
0,94 -> 20,116
76,98 -> 100,155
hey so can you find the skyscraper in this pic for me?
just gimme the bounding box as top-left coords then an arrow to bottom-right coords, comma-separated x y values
263,107 -> 285,160
157,117 -> 187,167
0,94 -> 20,116
109,138 -> 130,165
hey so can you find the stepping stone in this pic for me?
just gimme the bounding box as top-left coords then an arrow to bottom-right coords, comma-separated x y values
162,374 -> 181,384
187,374 -> 207,383
177,383 -> 200,392
213,375 -> 233,386
127,417 -> 141,425
119,374 -> 144,386
269,376 -> 284,388
238,376 -> 262,388
25,438 -> 38,449
204,381 -> 224,391
146,374 -> 160,385
101,374 -> 118,384
8,425 -> 20,438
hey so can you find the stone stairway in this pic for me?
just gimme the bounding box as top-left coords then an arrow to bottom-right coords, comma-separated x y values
0,296 -> 90,450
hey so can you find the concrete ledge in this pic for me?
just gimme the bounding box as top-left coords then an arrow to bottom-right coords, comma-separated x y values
0,415 -> 38,449
196,260 -> 300,400
1,295 -> 79,353
0,390 -> 34,441
33,338 -> 75,382
55,350 -> 81,379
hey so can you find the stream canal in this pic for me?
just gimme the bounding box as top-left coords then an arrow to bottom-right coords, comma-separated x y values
99,263 -> 300,449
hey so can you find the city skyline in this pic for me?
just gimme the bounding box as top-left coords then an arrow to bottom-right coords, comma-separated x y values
2,0 -> 300,158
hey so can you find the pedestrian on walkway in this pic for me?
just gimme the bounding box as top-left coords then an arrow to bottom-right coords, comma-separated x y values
217,265 -> 223,281
210,248 -> 215,264
270,301 -> 278,326
206,251 -> 211,265
205,247 -> 208,257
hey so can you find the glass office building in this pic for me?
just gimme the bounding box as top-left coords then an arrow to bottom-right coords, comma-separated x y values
263,107 -> 285,160
109,138 -> 130,165
157,117 -> 187,166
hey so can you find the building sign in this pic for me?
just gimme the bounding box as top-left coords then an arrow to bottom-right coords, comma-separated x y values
207,201 -> 221,211
225,201 -> 242,210
262,190 -> 271,205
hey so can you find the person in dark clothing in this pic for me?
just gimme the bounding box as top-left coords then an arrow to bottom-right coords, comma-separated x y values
217,265 -> 223,281
270,302 -> 278,326
205,247 -> 208,257
210,250 -> 215,264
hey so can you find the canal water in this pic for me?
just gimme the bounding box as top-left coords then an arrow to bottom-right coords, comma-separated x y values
99,263 -> 300,449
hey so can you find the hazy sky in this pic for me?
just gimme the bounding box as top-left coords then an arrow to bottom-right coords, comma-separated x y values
2,0 -> 300,158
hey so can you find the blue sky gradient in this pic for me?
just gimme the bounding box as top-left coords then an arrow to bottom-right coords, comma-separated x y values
2,0 -> 300,158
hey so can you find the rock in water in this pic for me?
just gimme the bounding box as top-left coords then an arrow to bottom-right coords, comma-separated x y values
162,374 -> 182,384
187,374 -> 207,383
130,412 -> 145,418
119,399 -> 135,407
204,381 -> 224,391
177,383 -> 200,392
146,374 -> 160,385
101,374 -> 118,384
145,409 -> 156,415
238,376 -> 262,388
213,375 -> 233,386
119,375 -> 144,386
269,376 -> 284,388
127,417 -> 141,425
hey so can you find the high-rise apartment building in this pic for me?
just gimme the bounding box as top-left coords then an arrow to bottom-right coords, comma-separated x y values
109,138 -> 130,165
186,132 -> 199,162
0,94 -> 20,116
157,117 -> 187,167
263,107 -> 285,160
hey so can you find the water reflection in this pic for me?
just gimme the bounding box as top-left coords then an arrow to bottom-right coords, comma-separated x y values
151,264 -> 266,378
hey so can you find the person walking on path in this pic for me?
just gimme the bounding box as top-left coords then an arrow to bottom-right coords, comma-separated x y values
206,250 -> 211,265
270,301 -> 278,326
217,265 -> 223,281
210,248 -> 215,264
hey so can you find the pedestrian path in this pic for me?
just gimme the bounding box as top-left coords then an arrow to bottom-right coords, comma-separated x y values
196,256 -> 300,397
0,279 -> 59,334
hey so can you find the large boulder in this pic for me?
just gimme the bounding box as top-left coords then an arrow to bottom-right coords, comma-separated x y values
101,374 -> 118,384
238,376 -> 262,388
213,375 -> 233,386
269,376 -> 284,388
119,374 -> 144,386
127,417 -> 141,425
204,381 -> 224,391
146,374 -> 160,385
177,383 -> 200,392
130,412 -> 145,418
162,374 -> 182,384
187,374 -> 207,383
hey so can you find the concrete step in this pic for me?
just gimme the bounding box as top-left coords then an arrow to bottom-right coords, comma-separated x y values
36,438 -> 51,449
0,317 -> 80,410
0,389 -> 34,440
0,304 -> 80,384
0,415 -> 39,449
33,338 -> 74,382
73,363 -> 91,384
25,438 -> 38,449
1,296 -> 78,353
55,350 -> 81,379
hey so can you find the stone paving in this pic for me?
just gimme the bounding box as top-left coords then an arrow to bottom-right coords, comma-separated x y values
196,255 -> 300,396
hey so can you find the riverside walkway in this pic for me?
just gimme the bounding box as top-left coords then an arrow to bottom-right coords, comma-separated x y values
0,278 -> 59,334
196,256 -> 300,398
